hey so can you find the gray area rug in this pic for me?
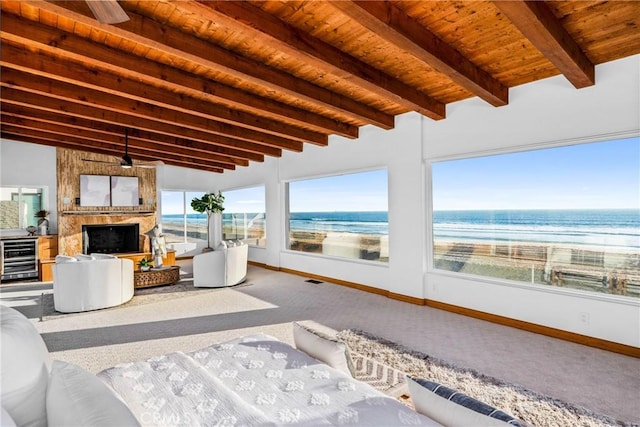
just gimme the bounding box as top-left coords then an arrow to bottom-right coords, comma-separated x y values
36,280 -> 253,320
338,329 -> 629,427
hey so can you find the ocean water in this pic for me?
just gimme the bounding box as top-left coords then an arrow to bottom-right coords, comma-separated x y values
433,209 -> 640,249
289,211 -> 388,235
161,209 -> 640,249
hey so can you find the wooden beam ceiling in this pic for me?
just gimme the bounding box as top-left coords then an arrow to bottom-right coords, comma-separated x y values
1,0 -> 638,173
493,0 -> 595,88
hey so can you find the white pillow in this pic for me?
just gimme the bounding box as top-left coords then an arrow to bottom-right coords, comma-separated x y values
90,253 -> 118,259
0,305 -> 52,427
226,240 -> 236,247
55,255 -> 77,263
47,360 -> 140,427
407,376 -> 525,427
1,407 -> 17,427
217,240 -> 228,250
292,322 -> 355,377
74,254 -> 96,261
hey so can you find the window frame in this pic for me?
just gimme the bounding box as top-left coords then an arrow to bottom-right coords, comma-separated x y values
220,184 -> 267,248
0,185 -> 48,232
426,134 -> 640,301
283,167 -> 390,264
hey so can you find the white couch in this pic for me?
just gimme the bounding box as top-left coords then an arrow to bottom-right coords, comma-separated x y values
0,305 -> 140,427
192,241 -> 248,287
53,254 -> 134,313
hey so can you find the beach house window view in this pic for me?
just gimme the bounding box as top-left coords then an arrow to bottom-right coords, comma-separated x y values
431,137 -> 640,298
287,169 -> 389,262
0,186 -> 44,230
221,186 -> 266,247
160,191 -> 208,244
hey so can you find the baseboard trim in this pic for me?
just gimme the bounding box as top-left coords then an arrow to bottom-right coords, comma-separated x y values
250,264 -> 638,357
426,299 -> 640,358
247,260 -> 278,270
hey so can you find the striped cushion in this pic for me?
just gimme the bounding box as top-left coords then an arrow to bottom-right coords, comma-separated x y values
407,376 -> 525,427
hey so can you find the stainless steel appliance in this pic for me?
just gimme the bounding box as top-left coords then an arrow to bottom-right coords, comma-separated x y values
1,238 -> 38,281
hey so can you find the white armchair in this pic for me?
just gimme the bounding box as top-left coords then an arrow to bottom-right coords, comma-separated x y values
52,254 -> 134,313
193,242 -> 248,287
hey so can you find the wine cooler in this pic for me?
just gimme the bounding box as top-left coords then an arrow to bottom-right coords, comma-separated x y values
1,238 -> 38,281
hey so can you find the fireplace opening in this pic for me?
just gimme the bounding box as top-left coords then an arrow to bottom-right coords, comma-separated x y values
82,224 -> 140,254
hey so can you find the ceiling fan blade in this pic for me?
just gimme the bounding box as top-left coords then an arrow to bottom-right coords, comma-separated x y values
82,158 -> 120,166
133,160 -> 164,168
86,0 -> 130,24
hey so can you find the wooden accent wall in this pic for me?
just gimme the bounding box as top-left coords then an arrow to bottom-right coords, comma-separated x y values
56,148 -> 157,255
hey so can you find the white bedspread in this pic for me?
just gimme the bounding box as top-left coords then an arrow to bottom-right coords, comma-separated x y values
98,334 -> 441,426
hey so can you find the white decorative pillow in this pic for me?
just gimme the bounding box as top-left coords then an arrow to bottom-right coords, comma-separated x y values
74,254 -> 96,261
55,255 -> 77,263
0,305 -> 52,427
1,407 -> 17,427
47,360 -> 140,427
407,376 -> 525,427
292,322 -> 355,377
90,253 -> 118,259
217,240 -> 228,250
226,240 -> 236,247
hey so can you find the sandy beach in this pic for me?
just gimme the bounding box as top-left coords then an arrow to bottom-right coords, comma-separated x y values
159,222 -> 638,298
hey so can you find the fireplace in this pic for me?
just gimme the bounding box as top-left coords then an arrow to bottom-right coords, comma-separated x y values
82,224 -> 140,254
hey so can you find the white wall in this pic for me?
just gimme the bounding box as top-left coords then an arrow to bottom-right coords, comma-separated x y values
2,54 -> 638,347
422,54 -> 640,347
0,140 -> 58,235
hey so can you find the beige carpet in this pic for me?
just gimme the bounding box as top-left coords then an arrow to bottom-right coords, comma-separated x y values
1,264 -> 638,424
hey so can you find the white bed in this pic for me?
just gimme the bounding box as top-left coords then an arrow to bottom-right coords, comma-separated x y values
98,333 -> 442,426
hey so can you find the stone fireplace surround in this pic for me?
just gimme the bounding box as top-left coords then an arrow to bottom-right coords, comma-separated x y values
56,148 -> 157,256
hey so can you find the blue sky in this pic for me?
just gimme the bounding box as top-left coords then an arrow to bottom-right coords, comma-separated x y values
432,137 -> 640,210
289,169 -> 388,212
161,138 -> 639,214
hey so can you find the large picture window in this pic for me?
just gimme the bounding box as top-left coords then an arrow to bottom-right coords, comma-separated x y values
160,191 -> 207,245
287,169 -> 389,262
431,137 -> 639,298
0,187 -> 44,230
222,186 -> 266,247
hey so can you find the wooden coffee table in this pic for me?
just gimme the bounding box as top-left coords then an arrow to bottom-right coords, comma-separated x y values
134,266 -> 181,289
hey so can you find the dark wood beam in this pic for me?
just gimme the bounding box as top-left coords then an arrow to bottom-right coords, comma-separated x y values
1,107 -> 263,163
493,0 -> 595,88
1,114 -> 248,168
333,1 -> 508,107
0,67 -> 304,152
0,128 -> 228,173
1,42 -> 327,146
0,13 -> 359,139
24,0 -> 395,129
0,89 -> 284,158
189,1 -> 445,120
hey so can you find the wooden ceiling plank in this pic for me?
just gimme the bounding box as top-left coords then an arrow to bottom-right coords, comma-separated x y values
493,0 -> 595,88
0,129 -> 227,172
2,107 -> 262,163
332,1 -> 508,107
1,42 -> 328,146
20,0 -> 395,129
1,113 -> 248,167
0,13 -> 358,140
1,123 -> 236,170
0,88 -> 283,158
0,66 -> 305,152
188,0 -> 445,120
